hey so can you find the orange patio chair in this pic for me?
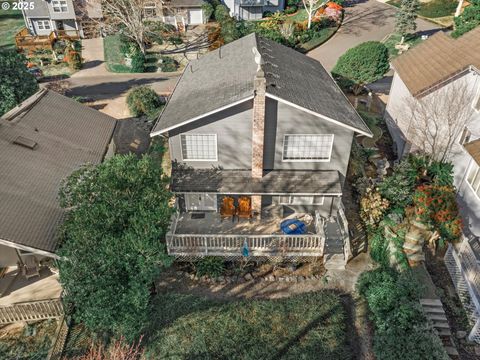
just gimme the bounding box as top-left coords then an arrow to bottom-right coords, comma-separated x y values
220,196 -> 236,220
237,196 -> 253,219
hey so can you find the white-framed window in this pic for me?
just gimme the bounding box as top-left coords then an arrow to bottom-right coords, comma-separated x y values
467,162 -> 480,199
181,134 -> 217,161
279,195 -> 324,205
36,19 -> 51,30
460,127 -> 472,145
144,2 -> 157,17
282,134 -> 334,162
52,0 -> 68,13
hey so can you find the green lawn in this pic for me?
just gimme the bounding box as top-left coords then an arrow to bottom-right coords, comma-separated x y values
0,2 -> 24,50
144,291 -> 353,359
383,32 -> 423,59
286,8 -> 308,22
103,34 -> 131,73
387,0 -> 457,18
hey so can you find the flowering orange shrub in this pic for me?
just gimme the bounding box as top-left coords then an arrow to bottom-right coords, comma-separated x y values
413,184 -> 462,242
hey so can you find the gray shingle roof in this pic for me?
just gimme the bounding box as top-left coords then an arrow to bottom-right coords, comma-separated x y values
0,89 -> 117,253
172,167 -> 342,194
152,33 -> 372,137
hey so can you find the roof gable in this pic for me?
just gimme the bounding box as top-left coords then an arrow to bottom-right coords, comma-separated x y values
151,34 -> 372,137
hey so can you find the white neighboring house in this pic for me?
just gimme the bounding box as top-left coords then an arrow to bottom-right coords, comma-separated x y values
222,0 -> 286,20
384,28 -> 480,342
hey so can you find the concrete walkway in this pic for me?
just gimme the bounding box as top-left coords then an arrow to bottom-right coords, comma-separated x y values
308,0 -> 442,71
72,37 -> 109,78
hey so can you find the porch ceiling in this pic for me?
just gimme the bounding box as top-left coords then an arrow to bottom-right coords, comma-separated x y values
171,168 -> 342,195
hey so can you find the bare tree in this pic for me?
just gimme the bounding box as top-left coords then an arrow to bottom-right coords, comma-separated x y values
302,0 -> 328,29
403,80 -> 475,163
76,0 -> 164,54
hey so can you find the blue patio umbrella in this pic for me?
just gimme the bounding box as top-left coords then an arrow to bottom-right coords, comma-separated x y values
242,240 -> 250,257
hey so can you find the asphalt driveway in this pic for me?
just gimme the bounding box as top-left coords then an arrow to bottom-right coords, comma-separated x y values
308,0 -> 442,71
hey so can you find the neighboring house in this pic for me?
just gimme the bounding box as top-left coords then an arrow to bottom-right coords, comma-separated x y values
162,0 -> 207,26
0,89 -> 116,269
21,0 -> 102,38
384,28 -> 480,342
150,34 -> 372,267
223,0 -> 285,20
141,0 -> 207,28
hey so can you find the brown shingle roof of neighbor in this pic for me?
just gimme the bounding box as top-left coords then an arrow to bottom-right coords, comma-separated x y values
464,139 -> 480,166
151,33 -> 372,137
0,89 -> 117,254
392,27 -> 480,97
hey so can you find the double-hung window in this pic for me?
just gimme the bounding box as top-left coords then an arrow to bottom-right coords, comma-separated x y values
36,20 -> 51,30
283,134 -> 334,162
52,0 -> 68,13
279,195 -> 325,205
181,134 -> 217,161
467,162 -> 480,199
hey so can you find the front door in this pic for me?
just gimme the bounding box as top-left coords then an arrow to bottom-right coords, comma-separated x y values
56,21 -> 64,30
185,193 -> 217,211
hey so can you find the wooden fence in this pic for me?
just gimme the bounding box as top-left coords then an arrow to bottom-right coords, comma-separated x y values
0,298 -> 63,324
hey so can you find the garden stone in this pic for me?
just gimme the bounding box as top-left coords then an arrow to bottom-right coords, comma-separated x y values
278,276 -> 286,282
456,331 -> 467,339
475,345 -> 480,356
244,273 -> 254,281
297,276 -> 305,282
188,273 -> 195,280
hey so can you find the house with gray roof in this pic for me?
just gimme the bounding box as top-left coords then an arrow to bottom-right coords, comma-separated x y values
0,89 -> 116,268
151,34 -> 372,268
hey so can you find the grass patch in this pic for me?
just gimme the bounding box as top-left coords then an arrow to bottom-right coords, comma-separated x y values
0,1 -> 24,50
144,291 -> 352,359
297,25 -> 339,52
286,8 -> 308,22
103,35 -> 131,73
383,32 -> 423,58
0,319 -> 58,359
387,0 -> 457,18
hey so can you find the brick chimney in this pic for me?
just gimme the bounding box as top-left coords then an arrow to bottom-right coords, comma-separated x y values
251,47 -> 266,216
251,47 -> 266,179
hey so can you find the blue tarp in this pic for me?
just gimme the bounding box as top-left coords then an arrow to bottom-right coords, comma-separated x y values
280,219 -> 307,235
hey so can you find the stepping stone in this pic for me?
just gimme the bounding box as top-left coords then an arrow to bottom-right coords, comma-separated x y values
426,313 -> 448,322
422,306 -> 446,314
436,328 -> 452,337
445,346 -> 459,356
432,321 -> 450,329
420,299 -> 443,306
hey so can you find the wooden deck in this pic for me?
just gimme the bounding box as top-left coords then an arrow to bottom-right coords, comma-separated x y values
166,209 -> 326,258
0,267 -> 63,324
15,28 -> 80,52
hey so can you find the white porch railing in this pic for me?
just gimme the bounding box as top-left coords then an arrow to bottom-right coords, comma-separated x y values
338,205 -> 352,264
166,212 -> 325,258
445,241 -> 480,343
0,298 -> 63,324
166,233 -> 325,257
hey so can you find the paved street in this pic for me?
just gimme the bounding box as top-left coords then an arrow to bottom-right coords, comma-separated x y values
308,0 -> 442,71
57,38 -> 180,118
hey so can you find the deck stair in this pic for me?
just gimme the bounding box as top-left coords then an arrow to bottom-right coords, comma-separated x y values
323,219 -> 346,270
420,299 -> 459,358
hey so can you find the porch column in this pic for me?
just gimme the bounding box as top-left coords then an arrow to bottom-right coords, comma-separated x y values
251,47 -> 266,216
